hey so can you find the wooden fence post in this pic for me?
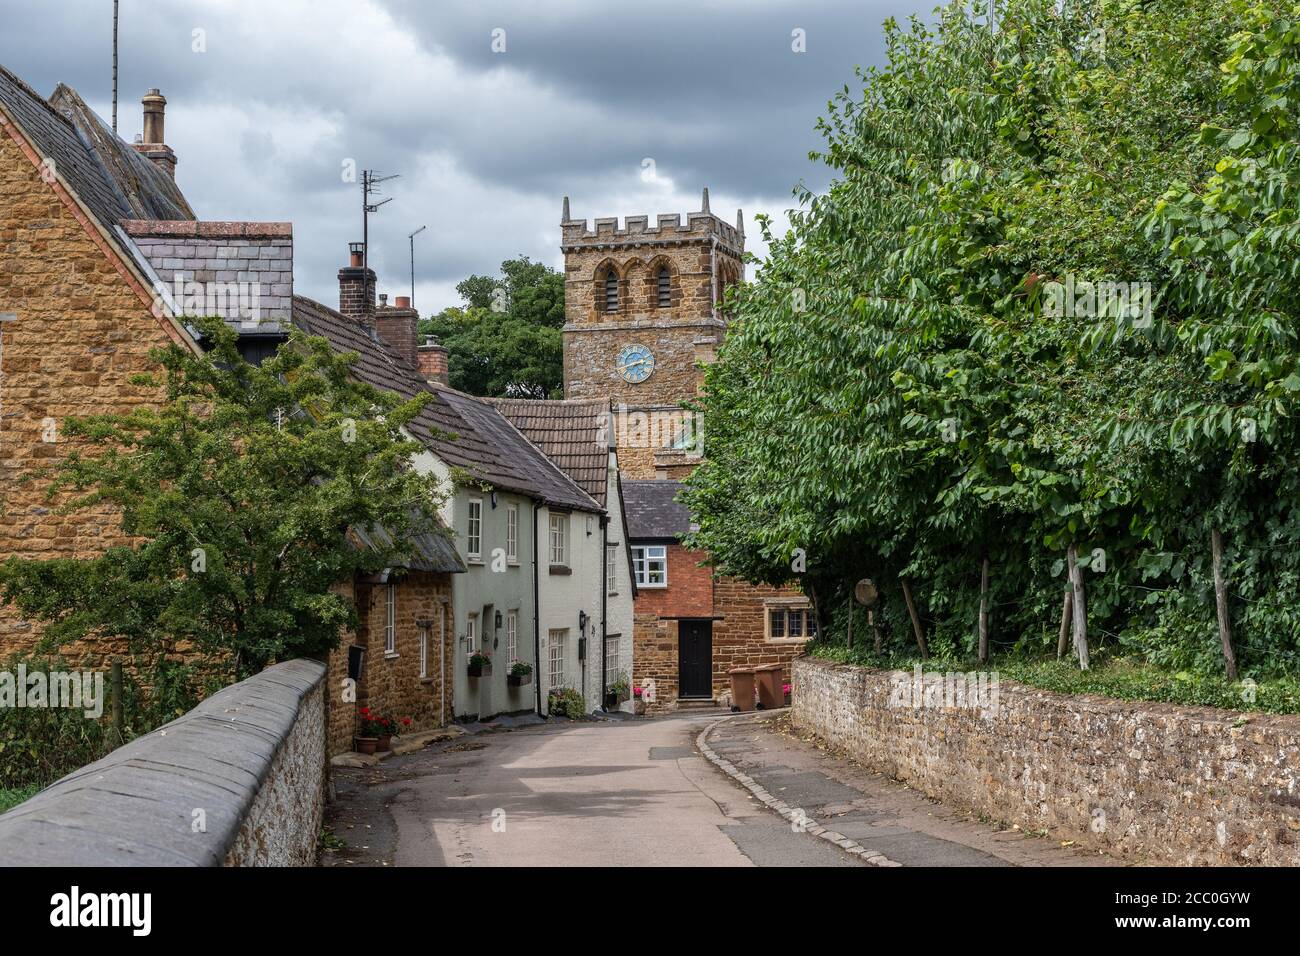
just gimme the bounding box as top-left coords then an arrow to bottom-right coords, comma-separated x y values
1067,543 -> 1090,670
901,578 -> 929,660
1211,528 -> 1239,682
978,556 -> 990,664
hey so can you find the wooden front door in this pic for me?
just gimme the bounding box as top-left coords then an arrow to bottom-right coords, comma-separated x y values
678,620 -> 713,699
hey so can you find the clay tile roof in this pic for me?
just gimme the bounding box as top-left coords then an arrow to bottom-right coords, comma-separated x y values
291,296 -> 600,513
622,480 -> 691,539
488,398 -> 610,508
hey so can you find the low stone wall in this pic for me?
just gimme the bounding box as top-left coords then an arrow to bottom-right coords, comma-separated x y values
792,656 -> 1300,866
0,658 -> 326,866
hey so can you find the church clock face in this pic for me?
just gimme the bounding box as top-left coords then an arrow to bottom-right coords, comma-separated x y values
617,343 -> 655,384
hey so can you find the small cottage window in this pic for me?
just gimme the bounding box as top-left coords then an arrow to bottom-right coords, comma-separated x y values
656,266 -> 671,308
384,584 -> 396,654
603,271 -> 619,312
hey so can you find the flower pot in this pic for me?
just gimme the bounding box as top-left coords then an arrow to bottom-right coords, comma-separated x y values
634,699 -> 647,716
468,661 -> 492,678
508,672 -> 532,687
355,736 -> 378,755
603,692 -> 618,710
376,735 -> 392,752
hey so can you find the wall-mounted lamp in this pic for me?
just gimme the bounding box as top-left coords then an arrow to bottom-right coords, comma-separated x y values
490,490 -> 499,509
578,610 -> 588,633
494,610 -> 503,631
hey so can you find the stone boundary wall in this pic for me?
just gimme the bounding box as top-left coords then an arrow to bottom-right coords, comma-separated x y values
792,657 -> 1300,866
0,658 -> 326,866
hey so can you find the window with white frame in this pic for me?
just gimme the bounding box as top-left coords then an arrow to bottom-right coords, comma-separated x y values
548,629 -> 567,687
605,635 -> 621,678
631,545 -> 667,587
419,622 -> 428,678
384,584 -> 396,654
466,613 -> 478,652
506,610 -> 518,663
506,503 -> 519,563
606,545 -> 618,594
767,606 -> 817,642
466,498 -> 483,559
549,513 -> 567,565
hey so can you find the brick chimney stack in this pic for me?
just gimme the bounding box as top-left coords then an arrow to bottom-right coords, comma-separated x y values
418,336 -> 449,386
374,294 -> 420,370
338,244 -> 376,323
132,89 -> 177,179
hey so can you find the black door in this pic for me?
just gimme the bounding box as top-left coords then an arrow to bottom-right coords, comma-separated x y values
678,620 -> 713,698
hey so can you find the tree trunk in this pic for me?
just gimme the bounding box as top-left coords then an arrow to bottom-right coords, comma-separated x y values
978,556 -> 990,664
846,595 -> 853,650
1067,543 -> 1089,670
870,609 -> 882,654
1056,589 -> 1073,659
901,577 -> 929,660
1211,528 -> 1239,682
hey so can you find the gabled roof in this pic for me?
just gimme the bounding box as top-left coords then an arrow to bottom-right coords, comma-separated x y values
47,84 -> 194,222
291,296 -> 601,513
489,398 -> 611,508
623,479 -> 692,540
0,64 -> 193,235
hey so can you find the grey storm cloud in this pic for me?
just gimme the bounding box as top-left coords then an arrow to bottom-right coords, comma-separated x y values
0,0 -> 932,311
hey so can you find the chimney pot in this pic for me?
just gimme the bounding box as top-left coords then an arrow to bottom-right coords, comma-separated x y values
339,243 -> 377,322
395,296 -> 411,309
379,293 -> 388,308
134,89 -> 176,178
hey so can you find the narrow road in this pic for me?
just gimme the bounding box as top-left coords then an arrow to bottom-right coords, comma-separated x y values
322,710 -> 1117,867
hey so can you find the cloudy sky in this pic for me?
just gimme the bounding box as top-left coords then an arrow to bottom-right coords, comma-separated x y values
1,0 -> 929,313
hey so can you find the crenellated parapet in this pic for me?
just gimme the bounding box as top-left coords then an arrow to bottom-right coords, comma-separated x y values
561,189 -> 745,257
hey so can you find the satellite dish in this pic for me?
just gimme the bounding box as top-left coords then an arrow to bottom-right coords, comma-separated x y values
854,578 -> 878,607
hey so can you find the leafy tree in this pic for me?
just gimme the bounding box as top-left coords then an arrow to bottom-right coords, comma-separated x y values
686,0 -> 1300,679
422,256 -> 564,397
0,317 -> 449,685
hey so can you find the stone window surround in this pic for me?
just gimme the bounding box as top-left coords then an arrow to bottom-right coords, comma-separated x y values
765,597 -> 815,644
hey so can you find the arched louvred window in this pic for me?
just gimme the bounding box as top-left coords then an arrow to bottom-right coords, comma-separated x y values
656,265 -> 671,308
603,270 -> 619,312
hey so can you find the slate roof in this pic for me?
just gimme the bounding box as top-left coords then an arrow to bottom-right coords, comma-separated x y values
0,64 -> 193,233
489,398 -> 611,508
123,220 -> 293,334
291,296 -> 601,513
349,522 -> 465,575
623,480 -> 693,539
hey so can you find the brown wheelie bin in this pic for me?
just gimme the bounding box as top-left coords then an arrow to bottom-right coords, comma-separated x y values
753,663 -> 785,709
727,667 -> 756,712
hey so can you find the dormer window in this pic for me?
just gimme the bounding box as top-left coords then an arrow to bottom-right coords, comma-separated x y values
657,266 -> 671,308
604,271 -> 619,312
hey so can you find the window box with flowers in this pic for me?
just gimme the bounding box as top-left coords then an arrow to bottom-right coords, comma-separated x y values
508,660 -> 533,687
468,650 -> 493,678
604,671 -> 630,710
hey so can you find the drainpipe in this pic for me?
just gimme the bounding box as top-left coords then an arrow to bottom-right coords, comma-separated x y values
600,517 -> 608,711
532,501 -> 542,717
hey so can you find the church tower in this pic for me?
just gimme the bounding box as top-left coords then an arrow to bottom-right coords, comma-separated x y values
560,189 -> 744,410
